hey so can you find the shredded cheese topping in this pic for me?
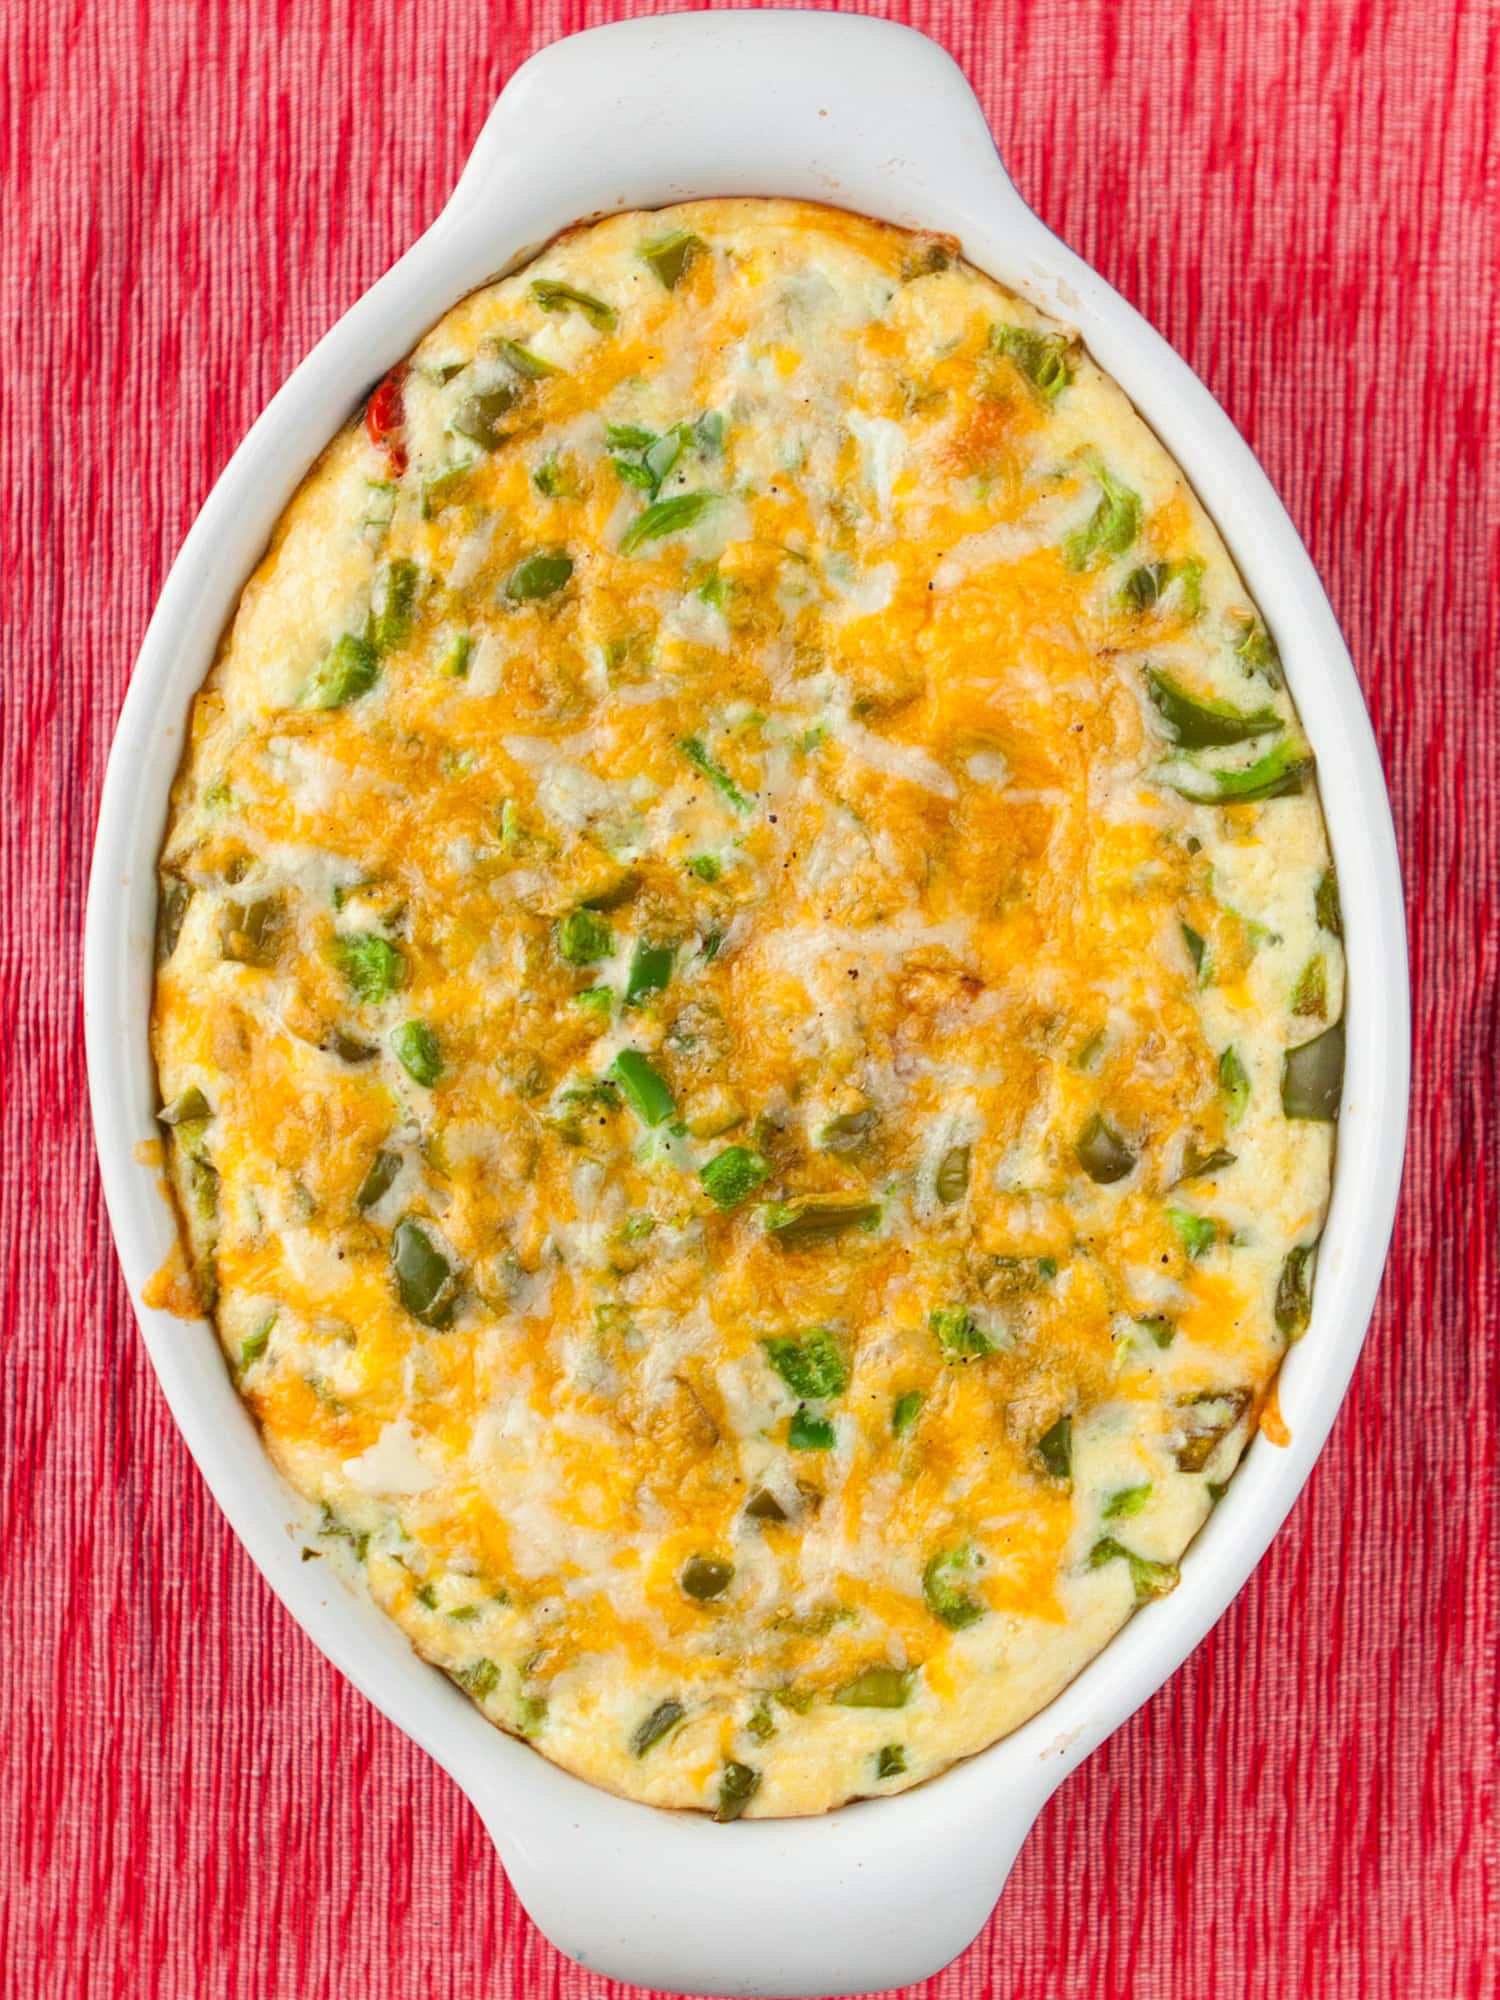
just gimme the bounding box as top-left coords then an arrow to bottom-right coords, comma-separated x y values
153,200 -> 1342,1817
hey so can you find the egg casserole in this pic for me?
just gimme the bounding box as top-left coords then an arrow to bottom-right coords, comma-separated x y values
152,200 -> 1345,1817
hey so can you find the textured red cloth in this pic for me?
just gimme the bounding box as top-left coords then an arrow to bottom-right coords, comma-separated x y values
3,1 -> 1495,1994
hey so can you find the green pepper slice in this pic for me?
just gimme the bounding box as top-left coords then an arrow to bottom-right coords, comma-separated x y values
922,1546 -> 986,1629
439,632 -> 474,678
1121,561 -> 1170,611
1145,667 -> 1282,748
1291,955 -> 1328,1019
714,1760 -> 760,1822
680,1554 -> 733,1602
678,734 -> 752,812
157,877 -> 193,960
1315,866 -> 1343,937
1174,1143 -> 1236,1184
1036,1414 -> 1072,1480
1063,456 -> 1140,569
239,1314 -> 275,1372
788,1408 -> 835,1451
613,457 -> 658,492
1088,1536 -> 1179,1602
621,491 -> 722,554
305,631 -> 379,709
631,1699 -> 685,1756
532,456 -> 577,500
504,549 -> 573,601
762,1328 -> 846,1398
496,337 -> 561,379
556,907 -> 613,965
183,1153 -> 220,1309
1231,613 -> 1282,683
1119,558 -> 1203,617
763,1194 -> 879,1247
159,1085 -> 210,1127
357,1148 -> 401,1210
372,558 -> 420,652
219,896 -> 285,968
891,1390 -> 924,1435
1174,1387 -> 1252,1471
1281,1020 -> 1344,1120
991,323 -> 1075,400
700,1146 -> 769,1209
1219,1045 -> 1250,1124
1168,1207 -> 1220,1259
451,383 -> 520,449
640,229 -> 706,291
1159,739 -> 1313,803
1275,1242 -> 1316,1340
391,1218 -> 458,1328
624,939 -> 675,1005
1075,1113 -> 1136,1184
633,426 -> 687,498
612,1049 -> 675,1126
334,931 -> 405,1002
515,1693 -> 547,1737
528,279 -> 618,332
834,1665 -> 915,1709
391,1019 -> 443,1088
930,1304 -> 994,1361
935,1144 -> 971,1204
1102,1484 -> 1152,1520
421,464 -> 473,521
455,1658 -> 500,1700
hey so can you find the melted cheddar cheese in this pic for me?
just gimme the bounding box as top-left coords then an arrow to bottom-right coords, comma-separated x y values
153,200 -> 1343,1817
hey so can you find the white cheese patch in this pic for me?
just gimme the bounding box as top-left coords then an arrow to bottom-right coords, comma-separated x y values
839,723 -> 958,799
846,411 -> 907,514
343,1420 -> 440,1498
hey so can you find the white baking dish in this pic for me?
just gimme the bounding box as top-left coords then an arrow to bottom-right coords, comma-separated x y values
84,13 -> 1409,1994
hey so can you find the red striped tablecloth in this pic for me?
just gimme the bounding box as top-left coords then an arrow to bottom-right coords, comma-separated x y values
4,2 -> 1495,1994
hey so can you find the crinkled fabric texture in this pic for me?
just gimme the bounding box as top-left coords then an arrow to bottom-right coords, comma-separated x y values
1,1 -> 1494,1996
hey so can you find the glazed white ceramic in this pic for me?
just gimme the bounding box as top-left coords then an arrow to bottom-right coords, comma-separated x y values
84,13 -> 1409,1995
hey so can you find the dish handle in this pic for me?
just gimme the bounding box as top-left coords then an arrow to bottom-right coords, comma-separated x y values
467,1753 -> 1059,1997
437,11 -> 1035,249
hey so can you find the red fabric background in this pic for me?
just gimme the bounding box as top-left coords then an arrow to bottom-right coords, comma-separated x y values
2,1 -> 1495,1994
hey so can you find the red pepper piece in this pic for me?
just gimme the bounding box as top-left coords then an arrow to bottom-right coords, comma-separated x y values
365,366 -> 408,475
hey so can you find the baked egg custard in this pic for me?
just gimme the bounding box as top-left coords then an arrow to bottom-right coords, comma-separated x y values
153,200 -> 1345,1817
